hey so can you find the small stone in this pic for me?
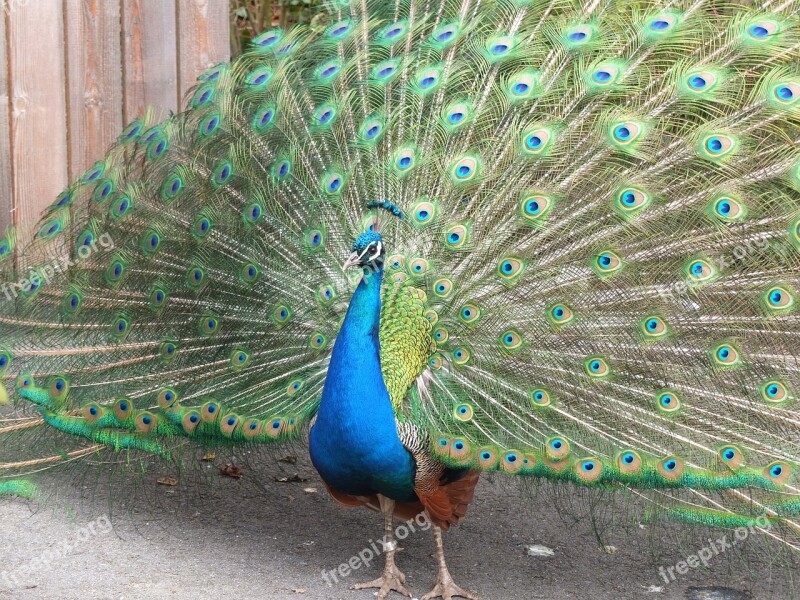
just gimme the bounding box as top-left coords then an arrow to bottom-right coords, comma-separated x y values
523,544 -> 554,557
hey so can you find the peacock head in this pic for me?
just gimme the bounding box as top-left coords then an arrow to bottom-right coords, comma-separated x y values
342,231 -> 384,270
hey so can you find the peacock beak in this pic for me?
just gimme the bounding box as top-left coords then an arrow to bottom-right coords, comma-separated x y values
342,252 -> 360,271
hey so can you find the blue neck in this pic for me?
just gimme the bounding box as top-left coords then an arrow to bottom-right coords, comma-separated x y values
309,262 -> 417,500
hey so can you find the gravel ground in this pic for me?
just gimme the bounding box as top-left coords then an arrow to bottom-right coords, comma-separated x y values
0,450 -> 793,600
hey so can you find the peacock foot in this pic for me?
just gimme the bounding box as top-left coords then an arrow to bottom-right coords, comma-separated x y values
351,562 -> 411,599
420,570 -> 481,600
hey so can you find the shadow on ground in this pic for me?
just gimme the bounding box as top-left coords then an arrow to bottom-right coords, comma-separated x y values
0,449 -> 794,600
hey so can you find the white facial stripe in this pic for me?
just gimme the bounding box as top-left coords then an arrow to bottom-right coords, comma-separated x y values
356,241 -> 382,262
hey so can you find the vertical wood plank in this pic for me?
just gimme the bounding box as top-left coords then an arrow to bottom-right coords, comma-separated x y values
0,5 -> 13,233
176,0 -> 230,106
121,0 -> 179,122
63,0 -> 123,181
7,0 -> 68,242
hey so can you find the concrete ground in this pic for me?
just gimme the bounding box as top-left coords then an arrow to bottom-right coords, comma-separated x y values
0,449 -> 794,600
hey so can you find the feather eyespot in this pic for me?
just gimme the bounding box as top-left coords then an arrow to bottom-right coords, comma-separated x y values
149,286 -> 168,310
449,157 -> 479,184
765,461 -> 792,485
458,304 -> 481,324
160,341 -> 177,361
699,134 -> 736,160
647,14 -> 677,33
453,403 -> 474,421
658,456 -> 684,480
394,148 -> 416,173
548,303 -> 574,327
593,250 -> 623,277
685,257 -> 718,284
431,23 -> 458,46
64,291 -> 82,315
575,458 -> 603,482
157,388 -> 178,408
191,83 -> 215,107
656,390 -> 682,413
546,437 -> 570,460
641,315 -> 668,338
428,354 -> 444,370
110,195 -> 133,219
253,103 -> 276,131
747,20 -> 778,40
187,412 -> 213,434
500,329 -> 523,351
477,448 -> 498,469
521,128 -> 552,155
230,349 -> 251,369
287,379 -> 304,396
444,224 -> 469,248
564,25 -> 593,46
617,450 -> 642,474
584,356 -> 610,378
220,414 -> 240,437
610,121 -> 642,145
266,417 -> 285,438
379,21 -> 407,43
497,258 -> 524,282
201,401 -> 220,422
501,451 -> 524,473
589,63 -> 621,87
529,388 -> 552,407
309,332 -> 328,350
114,397 -> 133,421
718,445 -> 744,469
360,117 -> 384,142
772,83 -> 798,105
199,315 -> 221,336
451,346 -> 471,365
433,278 -> 453,298
520,193 -> 553,223
508,73 -> 538,101
111,315 -> 131,338
321,171 -> 345,195
614,187 -> 650,214
48,376 -> 69,400
136,412 -> 157,433
92,179 -> 114,202
412,201 -> 436,226
712,341 -> 742,367
760,380 -> 790,404
763,285 -> 795,313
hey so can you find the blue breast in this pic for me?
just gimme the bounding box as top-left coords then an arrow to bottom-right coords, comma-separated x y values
309,265 -> 417,502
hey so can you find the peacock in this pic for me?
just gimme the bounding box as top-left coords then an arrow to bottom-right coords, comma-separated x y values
1,0 -> 800,598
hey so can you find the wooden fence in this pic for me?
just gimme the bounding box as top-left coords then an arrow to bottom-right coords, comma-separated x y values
0,0 -> 230,246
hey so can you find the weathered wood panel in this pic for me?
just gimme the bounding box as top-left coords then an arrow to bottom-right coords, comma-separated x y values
7,0 -> 69,241
64,0 -> 124,181
177,0 -> 230,105
121,0 -> 180,120
1,0 -> 229,248
0,5 -> 13,233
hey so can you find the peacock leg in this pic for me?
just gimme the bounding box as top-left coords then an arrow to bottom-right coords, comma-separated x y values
421,525 -> 481,600
351,495 -> 411,599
